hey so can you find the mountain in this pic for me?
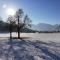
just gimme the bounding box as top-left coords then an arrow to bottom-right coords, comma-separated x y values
54,24 -> 60,31
31,23 -> 60,31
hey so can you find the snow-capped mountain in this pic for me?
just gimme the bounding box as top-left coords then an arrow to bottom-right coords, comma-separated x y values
31,23 -> 60,31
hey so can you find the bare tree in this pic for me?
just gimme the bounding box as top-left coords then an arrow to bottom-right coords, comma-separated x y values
7,16 -> 16,39
23,15 -> 31,28
15,9 -> 31,39
15,9 -> 23,39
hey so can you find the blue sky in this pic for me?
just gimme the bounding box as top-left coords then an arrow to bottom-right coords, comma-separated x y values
0,0 -> 60,25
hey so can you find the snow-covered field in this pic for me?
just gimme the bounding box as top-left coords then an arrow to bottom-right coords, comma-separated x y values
0,33 -> 60,60
0,33 -> 60,42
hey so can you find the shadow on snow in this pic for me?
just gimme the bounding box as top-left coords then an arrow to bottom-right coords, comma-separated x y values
0,38 -> 60,60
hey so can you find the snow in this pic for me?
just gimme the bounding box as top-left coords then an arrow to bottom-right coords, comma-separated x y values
0,33 -> 60,60
34,56 -> 43,60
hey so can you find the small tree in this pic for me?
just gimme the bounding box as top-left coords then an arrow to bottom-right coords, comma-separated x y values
7,16 -> 16,39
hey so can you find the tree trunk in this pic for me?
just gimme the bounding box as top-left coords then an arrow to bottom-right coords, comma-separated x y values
10,21 -> 12,39
18,28 -> 20,38
10,31 -> 12,39
18,17 -> 20,39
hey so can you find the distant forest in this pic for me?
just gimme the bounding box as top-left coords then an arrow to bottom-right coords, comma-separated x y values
0,19 -> 36,33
